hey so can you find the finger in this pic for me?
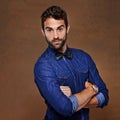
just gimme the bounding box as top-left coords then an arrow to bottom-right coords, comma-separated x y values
60,86 -> 70,90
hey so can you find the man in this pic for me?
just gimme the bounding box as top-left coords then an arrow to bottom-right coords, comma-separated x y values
34,5 -> 109,120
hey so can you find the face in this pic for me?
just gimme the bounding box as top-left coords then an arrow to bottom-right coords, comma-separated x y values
42,18 -> 70,52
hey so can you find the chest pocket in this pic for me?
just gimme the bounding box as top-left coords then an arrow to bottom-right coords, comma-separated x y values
79,69 -> 88,81
76,67 -> 89,81
56,72 -> 71,86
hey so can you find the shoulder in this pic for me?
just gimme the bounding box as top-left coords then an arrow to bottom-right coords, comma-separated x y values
34,49 -> 51,69
35,48 -> 50,63
70,47 -> 90,57
34,48 -> 57,78
70,47 -> 95,65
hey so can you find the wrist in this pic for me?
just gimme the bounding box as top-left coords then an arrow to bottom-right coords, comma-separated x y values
87,84 -> 99,95
92,84 -> 99,93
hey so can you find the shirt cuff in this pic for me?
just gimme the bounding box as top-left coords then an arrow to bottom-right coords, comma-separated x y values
96,92 -> 105,107
69,95 -> 78,113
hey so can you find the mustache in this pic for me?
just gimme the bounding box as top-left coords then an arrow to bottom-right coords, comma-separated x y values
52,38 -> 62,42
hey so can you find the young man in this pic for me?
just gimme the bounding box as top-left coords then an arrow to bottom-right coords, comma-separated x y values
34,5 -> 109,120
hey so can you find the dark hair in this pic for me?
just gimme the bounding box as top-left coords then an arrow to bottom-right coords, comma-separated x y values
41,5 -> 68,30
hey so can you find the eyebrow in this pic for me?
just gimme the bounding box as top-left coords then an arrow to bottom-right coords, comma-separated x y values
45,25 -> 65,30
57,25 -> 65,30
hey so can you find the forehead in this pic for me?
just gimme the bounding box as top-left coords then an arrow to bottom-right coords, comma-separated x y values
44,18 -> 65,29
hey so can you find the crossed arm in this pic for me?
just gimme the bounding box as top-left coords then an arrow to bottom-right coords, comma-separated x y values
60,81 -> 99,111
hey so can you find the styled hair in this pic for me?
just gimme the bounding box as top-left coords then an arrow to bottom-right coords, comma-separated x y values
41,5 -> 68,30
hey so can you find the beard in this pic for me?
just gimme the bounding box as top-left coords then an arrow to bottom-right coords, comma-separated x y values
45,34 -> 67,51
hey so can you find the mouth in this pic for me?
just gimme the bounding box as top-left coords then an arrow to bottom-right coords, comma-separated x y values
53,39 -> 62,45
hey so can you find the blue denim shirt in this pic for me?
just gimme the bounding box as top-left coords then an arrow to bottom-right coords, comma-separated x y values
34,47 -> 109,120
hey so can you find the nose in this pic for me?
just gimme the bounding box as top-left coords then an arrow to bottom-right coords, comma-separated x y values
53,30 -> 58,39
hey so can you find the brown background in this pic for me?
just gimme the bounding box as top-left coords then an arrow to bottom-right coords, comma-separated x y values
0,0 -> 120,120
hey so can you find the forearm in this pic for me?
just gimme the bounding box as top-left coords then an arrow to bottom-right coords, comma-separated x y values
84,96 -> 98,108
74,86 -> 97,111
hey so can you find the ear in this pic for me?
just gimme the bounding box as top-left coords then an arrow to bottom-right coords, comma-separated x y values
41,28 -> 45,36
67,25 -> 70,33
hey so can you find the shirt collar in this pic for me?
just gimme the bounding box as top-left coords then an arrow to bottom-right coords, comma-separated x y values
47,46 -> 72,60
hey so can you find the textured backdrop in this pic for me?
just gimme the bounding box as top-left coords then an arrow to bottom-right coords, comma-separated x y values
0,0 -> 120,120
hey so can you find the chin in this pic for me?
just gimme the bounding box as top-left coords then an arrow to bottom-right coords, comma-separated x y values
53,45 -> 61,50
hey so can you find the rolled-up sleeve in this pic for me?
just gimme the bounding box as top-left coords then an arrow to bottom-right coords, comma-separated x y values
96,92 -> 105,107
69,95 -> 78,113
34,60 -> 73,116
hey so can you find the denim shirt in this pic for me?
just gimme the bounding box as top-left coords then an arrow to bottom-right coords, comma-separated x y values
34,47 -> 109,120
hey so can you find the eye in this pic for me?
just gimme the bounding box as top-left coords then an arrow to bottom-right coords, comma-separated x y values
58,26 -> 64,32
45,28 -> 53,32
